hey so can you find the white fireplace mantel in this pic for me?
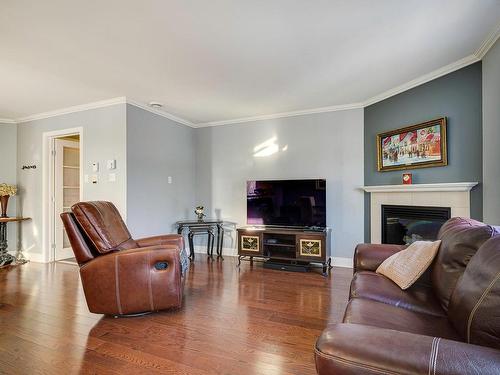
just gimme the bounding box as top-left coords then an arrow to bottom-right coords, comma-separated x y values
363,182 -> 478,243
362,182 -> 478,193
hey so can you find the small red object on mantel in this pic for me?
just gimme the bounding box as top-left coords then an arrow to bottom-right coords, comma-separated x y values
402,173 -> 413,184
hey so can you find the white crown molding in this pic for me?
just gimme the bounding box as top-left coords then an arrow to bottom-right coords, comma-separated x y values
15,97 -> 127,123
362,54 -> 480,107
475,21 -> 500,59
126,99 -> 195,127
0,118 -> 16,124
361,182 -> 478,193
3,23 -> 498,128
195,102 -> 364,128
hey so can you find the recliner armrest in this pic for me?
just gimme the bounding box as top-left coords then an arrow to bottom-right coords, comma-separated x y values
80,245 -> 182,315
315,324 -> 500,375
136,234 -> 184,249
353,243 -> 405,273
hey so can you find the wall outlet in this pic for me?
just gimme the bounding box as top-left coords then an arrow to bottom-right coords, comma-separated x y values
168,176 -> 173,184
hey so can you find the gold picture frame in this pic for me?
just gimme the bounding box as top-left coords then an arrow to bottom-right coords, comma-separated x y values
241,235 -> 260,252
299,239 -> 322,257
376,117 -> 447,172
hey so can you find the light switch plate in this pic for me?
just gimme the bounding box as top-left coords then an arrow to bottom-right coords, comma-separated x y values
107,159 -> 116,170
92,162 -> 99,172
168,176 -> 173,184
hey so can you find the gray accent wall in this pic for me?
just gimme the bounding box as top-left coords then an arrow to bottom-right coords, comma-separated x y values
0,122 -> 18,252
195,109 -> 365,259
364,62 -> 483,241
126,105 -> 196,238
483,39 -> 500,225
17,104 -> 127,260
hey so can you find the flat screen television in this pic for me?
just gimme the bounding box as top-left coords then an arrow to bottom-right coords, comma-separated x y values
247,179 -> 326,228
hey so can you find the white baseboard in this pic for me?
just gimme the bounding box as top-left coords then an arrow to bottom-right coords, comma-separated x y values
8,251 -> 45,263
192,246 -> 353,268
193,245 -> 238,256
331,257 -> 353,268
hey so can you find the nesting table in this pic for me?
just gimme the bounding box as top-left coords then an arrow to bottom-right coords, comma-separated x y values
0,217 -> 30,266
175,219 -> 228,260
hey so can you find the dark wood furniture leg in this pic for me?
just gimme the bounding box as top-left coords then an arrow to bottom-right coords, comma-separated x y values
216,224 -> 224,260
188,230 -> 195,260
207,229 -> 214,259
0,222 -> 14,266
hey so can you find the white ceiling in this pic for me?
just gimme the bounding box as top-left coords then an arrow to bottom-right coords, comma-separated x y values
1,0 -> 499,124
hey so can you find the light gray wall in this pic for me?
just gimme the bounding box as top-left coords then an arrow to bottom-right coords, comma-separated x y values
364,62 -> 483,241
0,122 -> 18,252
126,105 -> 196,238
195,109 -> 365,259
17,104 -> 127,260
483,39 -> 500,225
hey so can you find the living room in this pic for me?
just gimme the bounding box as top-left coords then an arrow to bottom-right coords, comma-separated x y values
0,1 -> 499,374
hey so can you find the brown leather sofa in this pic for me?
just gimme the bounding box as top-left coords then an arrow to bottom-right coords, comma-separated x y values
315,217 -> 500,374
61,201 -> 185,316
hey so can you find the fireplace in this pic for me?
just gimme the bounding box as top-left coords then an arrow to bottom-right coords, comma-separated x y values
382,205 -> 451,245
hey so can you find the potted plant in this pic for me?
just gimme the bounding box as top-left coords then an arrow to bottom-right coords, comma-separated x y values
0,183 -> 17,218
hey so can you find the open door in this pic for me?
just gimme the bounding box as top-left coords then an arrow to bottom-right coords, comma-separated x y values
54,138 -> 80,261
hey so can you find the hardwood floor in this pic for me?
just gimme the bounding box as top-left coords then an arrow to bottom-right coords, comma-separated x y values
0,256 -> 352,375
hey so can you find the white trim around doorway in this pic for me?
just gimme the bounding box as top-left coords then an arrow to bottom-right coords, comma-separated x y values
42,127 -> 84,263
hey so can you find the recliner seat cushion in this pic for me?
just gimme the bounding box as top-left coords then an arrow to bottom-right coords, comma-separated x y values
343,298 -> 461,341
432,217 -> 500,311
72,201 -> 137,253
350,271 -> 446,317
448,235 -> 500,349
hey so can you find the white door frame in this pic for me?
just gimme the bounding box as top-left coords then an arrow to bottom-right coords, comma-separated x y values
42,127 -> 84,263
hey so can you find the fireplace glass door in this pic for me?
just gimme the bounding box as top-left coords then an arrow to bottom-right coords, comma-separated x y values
382,205 -> 451,245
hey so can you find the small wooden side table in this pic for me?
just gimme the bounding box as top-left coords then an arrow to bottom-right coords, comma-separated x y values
0,217 -> 31,266
175,219 -> 230,260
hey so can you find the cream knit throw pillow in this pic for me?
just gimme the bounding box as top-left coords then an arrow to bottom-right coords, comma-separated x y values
376,240 -> 441,290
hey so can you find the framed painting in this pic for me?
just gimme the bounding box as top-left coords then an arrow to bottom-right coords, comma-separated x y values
377,117 -> 447,172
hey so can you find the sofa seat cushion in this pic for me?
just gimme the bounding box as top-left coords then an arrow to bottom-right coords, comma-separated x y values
343,298 -> 461,341
350,271 -> 446,317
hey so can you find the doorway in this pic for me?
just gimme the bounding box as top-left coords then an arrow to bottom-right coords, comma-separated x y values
42,128 -> 83,264
54,135 -> 80,263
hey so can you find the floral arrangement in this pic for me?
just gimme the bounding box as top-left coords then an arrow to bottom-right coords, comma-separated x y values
0,183 -> 17,197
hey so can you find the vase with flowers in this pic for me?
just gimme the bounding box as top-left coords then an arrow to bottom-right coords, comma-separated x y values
0,183 -> 17,218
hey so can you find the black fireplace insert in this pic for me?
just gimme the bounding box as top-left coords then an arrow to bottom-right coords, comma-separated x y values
382,205 -> 451,245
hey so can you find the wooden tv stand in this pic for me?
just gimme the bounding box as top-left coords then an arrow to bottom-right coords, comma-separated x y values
236,226 -> 332,275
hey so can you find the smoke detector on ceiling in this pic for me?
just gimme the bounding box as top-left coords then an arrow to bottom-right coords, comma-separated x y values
149,101 -> 163,109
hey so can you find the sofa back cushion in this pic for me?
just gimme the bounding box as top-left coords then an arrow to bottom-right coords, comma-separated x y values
432,217 -> 499,310
448,235 -> 500,348
71,201 -> 137,254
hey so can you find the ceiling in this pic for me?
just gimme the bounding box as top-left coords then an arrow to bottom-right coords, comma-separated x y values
1,0 -> 499,124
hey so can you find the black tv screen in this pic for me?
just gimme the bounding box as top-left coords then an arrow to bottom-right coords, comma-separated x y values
247,179 -> 326,228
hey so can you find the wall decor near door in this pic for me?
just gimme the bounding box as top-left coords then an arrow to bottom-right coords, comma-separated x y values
377,117 -> 447,172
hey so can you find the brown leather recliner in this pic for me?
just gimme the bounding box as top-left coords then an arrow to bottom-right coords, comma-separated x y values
61,201 -> 185,316
315,217 -> 500,374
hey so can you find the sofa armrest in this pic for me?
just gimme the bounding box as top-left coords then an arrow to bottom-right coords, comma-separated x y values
136,234 -> 184,249
353,243 -> 406,273
315,324 -> 500,375
80,246 -> 182,315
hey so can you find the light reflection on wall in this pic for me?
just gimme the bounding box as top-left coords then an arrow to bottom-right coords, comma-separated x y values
253,136 -> 288,158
